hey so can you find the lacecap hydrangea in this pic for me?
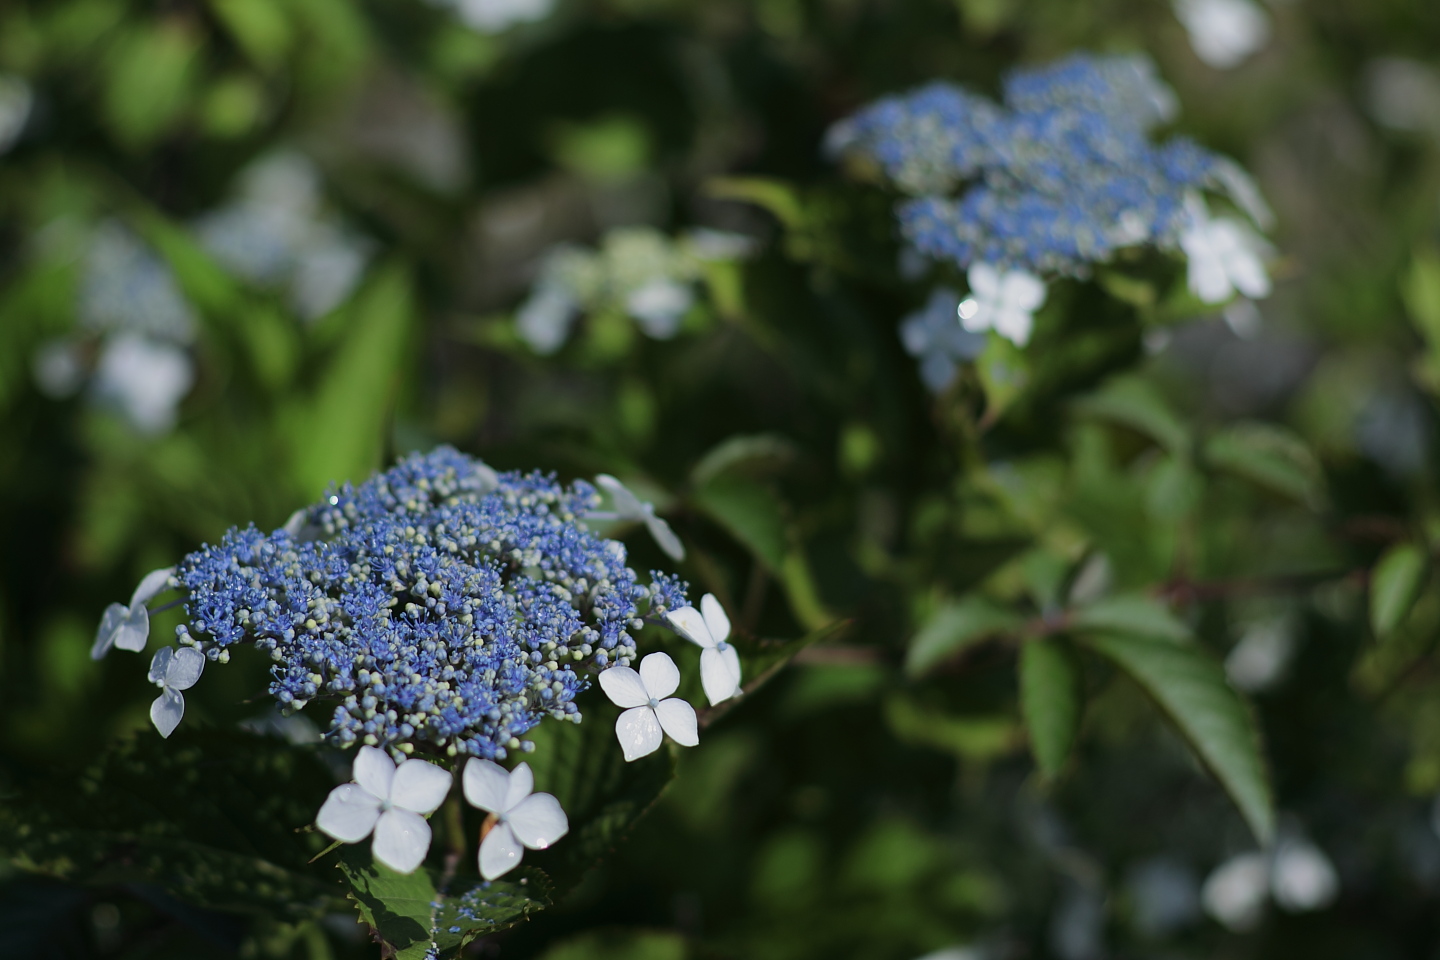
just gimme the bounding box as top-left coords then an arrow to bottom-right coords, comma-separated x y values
827,52 -> 1271,277
167,447 -> 690,759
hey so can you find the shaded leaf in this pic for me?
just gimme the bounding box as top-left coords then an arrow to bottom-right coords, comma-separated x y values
693,474 -> 787,572
1020,638 -> 1081,778
1070,594 -> 1190,644
1204,422 -> 1325,509
1370,542 -> 1429,638
689,433 -> 798,488
0,729 -> 342,919
976,335 -> 1030,424
905,596 -> 1023,678
1082,633 -> 1273,843
1073,375 -> 1189,454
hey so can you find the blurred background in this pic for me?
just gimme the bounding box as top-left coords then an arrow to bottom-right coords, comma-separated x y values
3,0 -> 1440,957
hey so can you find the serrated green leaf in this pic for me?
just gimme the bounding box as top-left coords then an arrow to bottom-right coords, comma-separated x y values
1073,375 -> 1189,454
693,474 -> 787,572
1020,638 -> 1081,778
520,715 -> 677,894
0,729 -> 342,919
338,847 -> 549,958
1204,421 -> 1325,509
905,596 -> 1023,678
1070,594 -> 1190,643
1083,633 -> 1273,843
1370,542 -> 1429,638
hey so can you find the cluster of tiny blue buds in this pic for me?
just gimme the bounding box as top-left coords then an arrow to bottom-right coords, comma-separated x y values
827,53 -> 1248,277
172,447 -> 688,761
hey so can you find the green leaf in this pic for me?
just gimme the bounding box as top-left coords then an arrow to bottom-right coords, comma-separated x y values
689,433 -> 798,488
693,474 -> 787,572
338,848 -> 550,959
975,335 -> 1031,425
209,0 -> 295,71
520,715 -> 677,894
536,928 -> 688,960
0,729 -> 342,919
1083,633 -> 1273,843
1204,422 -> 1325,509
1020,638 -> 1081,778
1073,375 -> 1190,454
905,596 -> 1023,678
288,263 -> 414,497
1070,594 -> 1190,644
1370,542 -> 1429,638
1402,246 -> 1440,347
102,23 -> 201,148
705,177 -> 806,231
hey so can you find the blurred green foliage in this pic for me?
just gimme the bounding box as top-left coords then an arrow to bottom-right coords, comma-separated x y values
3,0 -> 1440,957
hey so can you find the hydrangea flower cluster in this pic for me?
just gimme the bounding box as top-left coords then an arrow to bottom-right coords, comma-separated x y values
94,447 -> 740,877
516,226 -> 755,354
166,447 -> 689,760
829,53 -> 1266,279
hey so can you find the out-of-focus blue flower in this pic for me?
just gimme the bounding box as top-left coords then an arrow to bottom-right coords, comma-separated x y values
169,447 -> 688,761
899,287 -> 986,392
829,53 -> 1270,279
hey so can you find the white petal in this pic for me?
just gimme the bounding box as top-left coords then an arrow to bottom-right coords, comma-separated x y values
959,299 -> 993,334
967,262 -> 1001,300
598,665 -> 651,708
479,822 -> 525,880
352,745 -> 396,800
91,603 -> 127,660
1001,270 -> 1047,312
700,594 -> 731,644
150,687 -> 185,738
389,759 -> 452,815
638,652 -> 680,700
721,643 -> 743,692
316,783 -> 382,842
596,474 -> 645,520
503,762 -> 534,811
1186,249 -> 1233,304
654,698 -> 699,747
372,808 -> 431,874
462,758 -> 510,813
994,307 -> 1034,347
164,646 -> 205,690
700,647 -> 741,705
113,604 -> 151,653
506,793 -> 569,850
147,647 -> 174,685
646,515 -> 685,561
130,566 -> 175,607
665,606 -> 713,648
615,706 -> 663,762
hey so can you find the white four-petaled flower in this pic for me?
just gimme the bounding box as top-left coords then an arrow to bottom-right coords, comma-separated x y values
1180,195 -> 1272,305
316,745 -> 453,874
148,646 -> 205,738
666,594 -> 741,705
599,652 -> 700,761
593,474 -> 684,561
960,263 -> 1048,347
462,759 -> 569,880
92,566 -> 175,660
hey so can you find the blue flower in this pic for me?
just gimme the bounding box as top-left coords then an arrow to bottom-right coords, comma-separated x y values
899,288 -> 986,392
168,447 -> 688,760
829,53 -> 1269,279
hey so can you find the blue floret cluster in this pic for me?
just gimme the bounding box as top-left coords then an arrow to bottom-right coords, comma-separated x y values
827,53 -> 1243,276
173,447 -> 688,760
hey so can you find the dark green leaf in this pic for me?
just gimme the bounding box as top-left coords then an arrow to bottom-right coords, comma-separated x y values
536,928 -> 688,960
1073,375 -> 1189,454
1070,594 -> 1190,644
1020,638 -> 1081,778
520,714 -> 677,894
1370,542 -> 1429,638
0,729 -> 342,919
689,433 -> 798,488
1083,633 -> 1273,843
905,596 -> 1023,678
693,474 -> 787,572
1204,422 -> 1325,509
338,848 -> 550,959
